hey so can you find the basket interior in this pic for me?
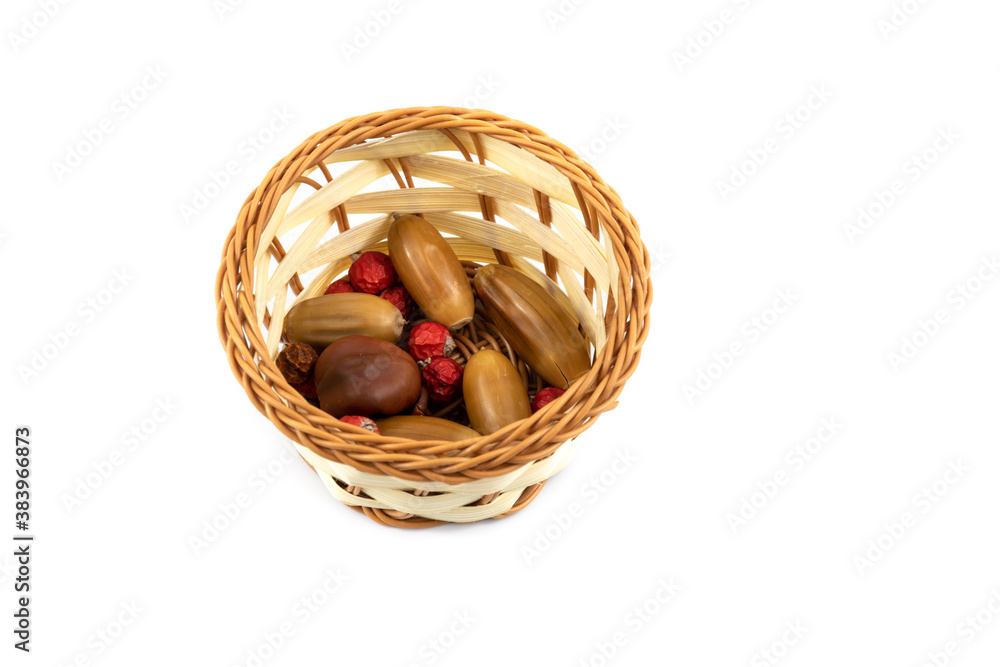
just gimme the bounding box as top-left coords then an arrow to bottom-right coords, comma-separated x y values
250,128 -> 623,366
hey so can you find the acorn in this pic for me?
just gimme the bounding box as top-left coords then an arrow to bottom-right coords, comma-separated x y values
388,213 -> 475,330
463,350 -> 532,435
314,335 -> 421,418
284,292 -> 405,349
375,416 -> 480,442
473,264 -> 591,389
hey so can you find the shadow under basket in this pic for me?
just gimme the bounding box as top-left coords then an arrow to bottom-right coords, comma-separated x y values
216,107 -> 652,528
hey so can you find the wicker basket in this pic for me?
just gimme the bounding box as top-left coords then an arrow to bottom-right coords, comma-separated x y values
216,107 -> 651,528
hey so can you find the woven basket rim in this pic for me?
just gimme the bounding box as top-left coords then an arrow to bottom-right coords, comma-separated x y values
216,106 -> 652,488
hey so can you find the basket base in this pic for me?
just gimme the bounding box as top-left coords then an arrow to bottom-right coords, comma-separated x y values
293,438 -> 579,527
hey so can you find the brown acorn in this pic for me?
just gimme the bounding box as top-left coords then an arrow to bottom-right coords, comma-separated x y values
388,213 -> 475,330
463,350 -> 532,435
473,264 -> 591,388
375,416 -> 480,442
284,292 -> 404,349
314,335 -> 421,418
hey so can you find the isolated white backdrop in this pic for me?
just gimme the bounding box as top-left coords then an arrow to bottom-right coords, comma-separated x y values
3,0 -> 1000,665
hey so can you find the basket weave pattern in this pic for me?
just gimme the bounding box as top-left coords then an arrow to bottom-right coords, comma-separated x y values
216,107 -> 651,527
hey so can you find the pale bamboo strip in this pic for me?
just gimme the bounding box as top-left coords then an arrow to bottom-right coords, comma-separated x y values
473,133 -> 579,208
299,214 -> 393,273
600,211 -> 621,296
420,212 -> 543,261
402,155 -> 610,289
366,238 -> 544,266
324,130 -> 464,164
491,199 -> 605,292
364,487 -> 492,513
297,212 -> 545,275
547,199 -> 611,293
317,473 -> 522,522
593,277 -> 605,328
406,154 -> 535,209
343,187 -> 482,215
277,159 -> 389,234
295,437 -> 578,495
363,488 -> 521,523
252,158 -> 334,266
255,185 -> 300,266
265,283 -> 288,359
323,129 -> 580,210
263,209 -> 339,306
254,185 -> 299,322
556,263 -> 606,352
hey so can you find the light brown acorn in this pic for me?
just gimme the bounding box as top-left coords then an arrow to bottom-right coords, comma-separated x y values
464,350 -> 532,435
473,264 -> 591,388
388,213 -> 475,330
284,292 -> 404,349
376,416 -> 480,441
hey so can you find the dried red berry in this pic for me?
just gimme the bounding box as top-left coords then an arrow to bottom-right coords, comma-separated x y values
349,251 -> 397,294
422,357 -> 464,404
290,377 -> 318,401
531,387 -> 565,412
324,278 -> 354,295
380,285 -> 415,318
339,415 -> 380,434
408,322 -> 455,365
277,342 -> 318,385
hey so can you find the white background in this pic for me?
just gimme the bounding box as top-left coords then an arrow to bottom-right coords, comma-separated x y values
3,0 -> 1000,665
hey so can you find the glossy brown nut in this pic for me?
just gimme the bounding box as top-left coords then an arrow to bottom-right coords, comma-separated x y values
388,213 -> 475,330
284,293 -> 405,349
314,335 -> 421,418
464,350 -> 532,435
375,416 -> 480,442
473,264 -> 591,389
